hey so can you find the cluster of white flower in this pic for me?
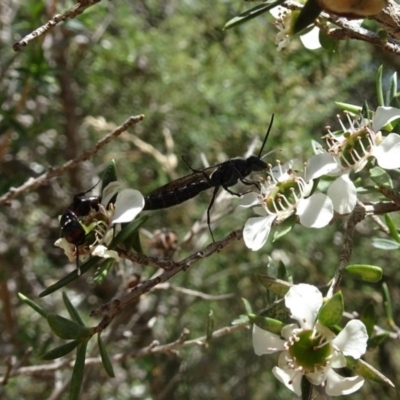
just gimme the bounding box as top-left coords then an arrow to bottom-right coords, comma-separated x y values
242,106 -> 400,251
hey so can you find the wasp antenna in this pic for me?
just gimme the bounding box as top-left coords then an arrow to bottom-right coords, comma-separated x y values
258,113 -> 274,158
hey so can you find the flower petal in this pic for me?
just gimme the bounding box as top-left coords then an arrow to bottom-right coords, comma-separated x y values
238,192 -> 260,208
285,284 -> 323,329
252,324 -> 285,355
325,369 -> 364,396
332,320 -> 368,359
91,245 -> 120,260
373,133 -> 400,169
102,181 -> 122,206
243,215 -> 275,251
272,363 -> 302,396
327,174 -> 357,214
305,153 -> 341,181
297,193 -> 333,228
300,26 -> 321,50
373,106 -> 400,132
54,238 -> 76,262
112,189 -> 145,224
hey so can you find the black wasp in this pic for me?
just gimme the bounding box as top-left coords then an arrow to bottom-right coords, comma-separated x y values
144,114 -> 274,239
60,184 -> 101,267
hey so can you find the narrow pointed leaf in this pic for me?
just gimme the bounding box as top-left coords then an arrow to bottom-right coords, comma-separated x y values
293,0 -> 322,34
41,340 -> 80,360
335,102 -> 362,114
368,332 -> 390,348
384,214 -> 400,243
93,258 -> 115,284
223,0 -> 284,30
256,274 -> 291,296
101,159 -> 118,193
62,292 -> 84,326
110,215 -> 148,247
346,356 -> 395,387
206,310 -> 214,342
241,297 -> 253,315
98,333 -> 115,378
376,65 -> 384,106
370,166 -> 392,187
40,257 -> 101,297
345,264 -> 383,282
69,340 -> 88,400
301,375 -> 313,400
318,291 -> 343,327
18,293 -> 47,318
249,315 -> 284,335
47,314 -> 94,340
371,237 -> 399,250
382,283 -> 395,327
360,301 -> 375,337
387,72 -> 397,106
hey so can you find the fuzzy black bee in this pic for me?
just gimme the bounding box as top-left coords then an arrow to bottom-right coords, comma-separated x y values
144,115 -> 274,239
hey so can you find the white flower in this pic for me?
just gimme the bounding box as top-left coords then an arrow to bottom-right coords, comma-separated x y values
270,7 -> 321,51
253,284 -> 368,397
56,182 -> 145,265
306,106 -> 400,214
242,162 -> 333,251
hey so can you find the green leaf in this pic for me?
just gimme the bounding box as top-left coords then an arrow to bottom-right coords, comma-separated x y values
206,310 -> 214,342
272,214 -> 296,242
101,159 -> 118,193
130,228 -> 143,254
249,315 -> 285,335
371,237 -> 400,250
256,274 -> 291,296
382,283 -> 395,327
345,356 -> 395,387
110,215 -> 149,247
301,375 -> 313,400
241,298 -> 253,315
385,214 -> 400,243
335,102 -> 362,114
387,71 -> 397,106
98,333 -> 115,378
39,257 -> 101,297
18,293 -> 47,318
69,340 -> 88,400
223,0 -> 284,30
319,29 -> 337,53
41,340 -> 80,360
293,0 -> 321,34
47,314 -> 94,340
376,65 -> 384,107
344,264 -> 383,282
369,166 -> 393,188
231,315 -> 250,325
93,258 -> 115,284
318,291 -> 343,327
368,332 -> 390,348
62,292 -> 84,326
360,301 -> 375,337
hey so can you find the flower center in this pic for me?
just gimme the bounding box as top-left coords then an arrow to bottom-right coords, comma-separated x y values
288,330 -> 332,372
338,129 -> 374,169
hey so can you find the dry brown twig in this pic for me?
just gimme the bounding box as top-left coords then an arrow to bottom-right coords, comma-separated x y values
0,114 -> 145,207
0,323 -> 249,381
13,0 -> 103,51
91,229 -> 244,331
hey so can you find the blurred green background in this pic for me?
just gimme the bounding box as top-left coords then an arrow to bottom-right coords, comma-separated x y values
1,0 -> 399,399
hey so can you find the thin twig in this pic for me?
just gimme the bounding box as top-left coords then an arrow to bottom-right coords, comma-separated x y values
154,283 -> 235,300
0,323 -> 249,381
0,114 -> 145,207
91,229 -> 243,331
13,0 -> 102,51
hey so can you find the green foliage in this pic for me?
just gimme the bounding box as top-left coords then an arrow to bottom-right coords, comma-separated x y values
318,291 -> 343,327
3,1 -> 400,399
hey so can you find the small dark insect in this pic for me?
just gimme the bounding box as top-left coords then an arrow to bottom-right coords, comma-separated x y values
59,184 -> 101,271
144,114 -> 274,239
